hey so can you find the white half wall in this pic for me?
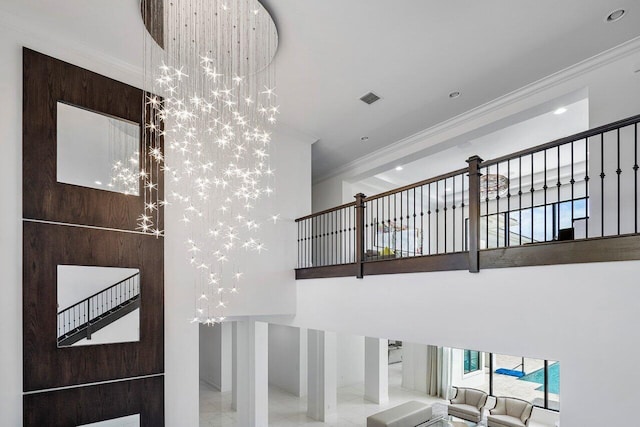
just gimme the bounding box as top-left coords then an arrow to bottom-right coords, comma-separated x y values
268,260 -> 640,426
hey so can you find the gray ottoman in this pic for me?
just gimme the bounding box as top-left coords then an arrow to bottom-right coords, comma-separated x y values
367,401 -> 433,427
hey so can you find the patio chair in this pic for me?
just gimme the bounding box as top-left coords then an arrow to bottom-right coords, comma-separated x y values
447,386 -> 488,423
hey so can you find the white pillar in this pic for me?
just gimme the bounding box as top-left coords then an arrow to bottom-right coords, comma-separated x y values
365,337 -> 389,404
220,322 -> 233,392
307,329 -> 337,422
231,322 -> 238,411
233,319 -> 269,426
199,322 -> 232,392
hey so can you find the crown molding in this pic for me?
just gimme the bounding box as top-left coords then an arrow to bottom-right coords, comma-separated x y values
0,7 -> 143,87
314,35 -> 640,186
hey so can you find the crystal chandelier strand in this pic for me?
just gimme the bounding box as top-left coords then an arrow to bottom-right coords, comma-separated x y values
143,0 -> 279,324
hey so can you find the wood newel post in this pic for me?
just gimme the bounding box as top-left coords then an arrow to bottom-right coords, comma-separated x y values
354,193 -> 367,279
466,156 -> 483,273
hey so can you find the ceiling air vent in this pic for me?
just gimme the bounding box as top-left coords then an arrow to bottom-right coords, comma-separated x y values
360,91 -> 381,105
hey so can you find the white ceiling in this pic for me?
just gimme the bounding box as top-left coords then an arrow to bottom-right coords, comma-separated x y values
260,0 -> 640,180
3,0 -> 640,182
355,97 -> 589,195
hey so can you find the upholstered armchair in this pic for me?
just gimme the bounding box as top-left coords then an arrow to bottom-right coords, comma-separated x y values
487,397 -> 534,427
447,386 -> 488,423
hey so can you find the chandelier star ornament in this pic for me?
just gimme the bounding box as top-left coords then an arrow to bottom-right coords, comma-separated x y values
142,0 -> 280,325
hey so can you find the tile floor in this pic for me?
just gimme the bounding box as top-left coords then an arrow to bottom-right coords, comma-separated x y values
200,363 -> 447,427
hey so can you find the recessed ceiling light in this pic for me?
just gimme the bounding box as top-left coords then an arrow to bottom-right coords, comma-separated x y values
449,91 -> 461,99
360,136 -> 369,141
94,180 -> 102,185
395,166 -> 403,171
553,107 -> 567,115
606,9 -> 625,22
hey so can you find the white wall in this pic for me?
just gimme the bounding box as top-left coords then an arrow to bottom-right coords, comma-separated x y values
223,127 -> 313,317
269,260 -> 640,426
268,324 -> 305,396
336,333 -> 365,387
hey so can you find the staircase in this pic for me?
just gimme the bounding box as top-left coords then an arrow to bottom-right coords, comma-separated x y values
57,273 -> 140,346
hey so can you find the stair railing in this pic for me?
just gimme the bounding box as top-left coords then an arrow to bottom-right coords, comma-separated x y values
57,272 -> 140,341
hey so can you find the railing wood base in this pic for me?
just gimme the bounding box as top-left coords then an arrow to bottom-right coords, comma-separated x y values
480,234 -> 640,268
363,252 -> 468,276
295,263 -> 358,280
295,234 -> 640,279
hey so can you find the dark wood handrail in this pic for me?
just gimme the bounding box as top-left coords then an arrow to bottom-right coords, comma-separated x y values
363,167 -> 469,202
295,201 -> 356,222
482,113 -> 640,168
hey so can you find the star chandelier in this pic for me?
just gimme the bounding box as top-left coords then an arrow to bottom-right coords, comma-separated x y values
140,0 -> 280,324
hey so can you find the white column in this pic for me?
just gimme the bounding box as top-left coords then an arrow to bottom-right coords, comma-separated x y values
307,329 -> 337,422
365,337 -> 389,404
165,211 -> 199,427
199,322 -> 232,392
233,319 -> 269,426
220,322 -> 233,392
231,321 -> 238,411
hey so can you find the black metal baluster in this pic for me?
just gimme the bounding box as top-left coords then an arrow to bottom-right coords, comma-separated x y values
297,221 -> 302,268
496,162 -> 500,248
421,185 -> 424,254
530,155 -> 534,241
400,193 -> 403,257
444,179 -> 448,252
406,190 -> 411,255
413,188 -> 417,256
571,141 -> 575,234
601,133 -> 605,236
507,160 -> 511,246
333,210 -> 337,265
452,177 -> 456,252
585,138 -> 589,239
485,166 -> 489,249
374,198 -> 384,251
543,150 -> 548,241
435,182 -> 440,253
394,193 -> 397,254
635,124 -> 639,234
428,184 -> 431,255
518,157 -> 522,246
617,128 -> 621,235
462,175 -> 467,250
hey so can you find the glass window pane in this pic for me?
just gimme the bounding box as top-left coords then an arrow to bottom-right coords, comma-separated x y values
452,349 -> 489,394
493,353 -> 552,408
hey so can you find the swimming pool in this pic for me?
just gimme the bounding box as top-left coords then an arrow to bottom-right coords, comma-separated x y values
519,362 -> 560,394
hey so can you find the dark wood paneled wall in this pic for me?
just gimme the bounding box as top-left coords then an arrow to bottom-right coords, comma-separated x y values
23,221 -> 164,391
24,376 -> 164,427
22,48 -> 165,425
22,47 -> 163,231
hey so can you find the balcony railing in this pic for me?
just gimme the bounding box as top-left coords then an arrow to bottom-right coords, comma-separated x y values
295,113 -> 640,279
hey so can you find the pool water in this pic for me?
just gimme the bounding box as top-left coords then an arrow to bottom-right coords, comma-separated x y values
519,362 -> 560,394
